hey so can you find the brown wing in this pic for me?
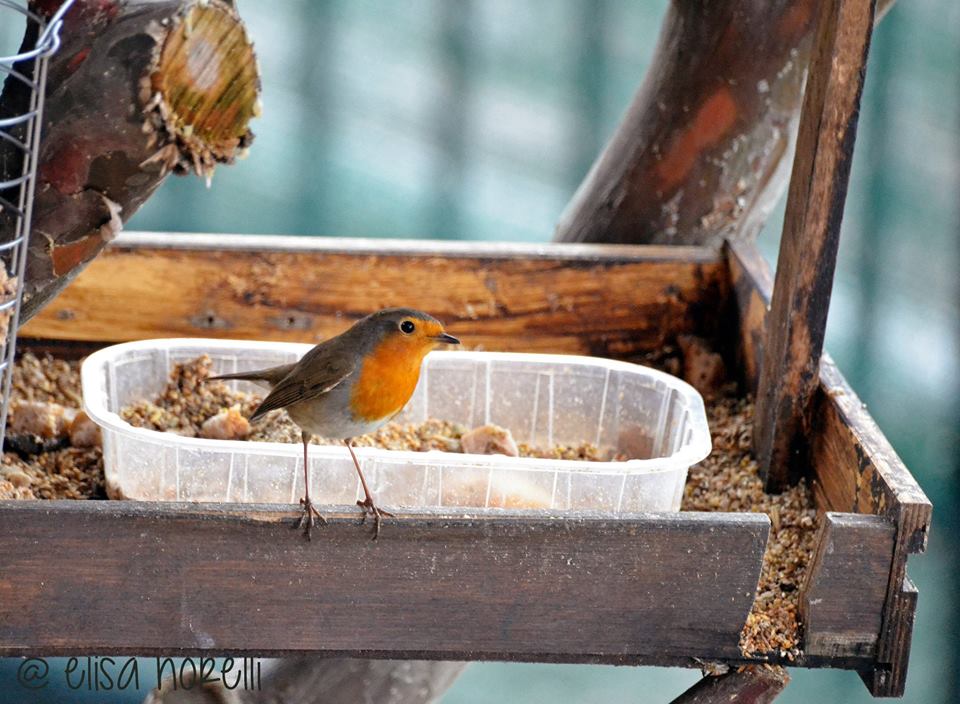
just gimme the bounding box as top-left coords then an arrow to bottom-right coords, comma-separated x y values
209,363 -> 295,385
249,343 -> 355,421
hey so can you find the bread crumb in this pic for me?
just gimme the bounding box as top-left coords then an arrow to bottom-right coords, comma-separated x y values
8,400 -> 76,439
460,424 -> 519,457
69,410 -> 102,448
200,406 -> 250,440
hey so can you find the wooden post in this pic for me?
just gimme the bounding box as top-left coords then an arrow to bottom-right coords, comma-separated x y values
753,0 -> 877,490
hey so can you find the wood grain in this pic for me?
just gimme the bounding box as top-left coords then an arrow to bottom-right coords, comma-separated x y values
800,513 -> 895,658
811,360 -> 930,697
753,0 -> 877,490
725,240 -> 772,393
13,234 -> 930,693
811,359 -> 931,524
0,500 -> 768,661
21,233 -> 728,358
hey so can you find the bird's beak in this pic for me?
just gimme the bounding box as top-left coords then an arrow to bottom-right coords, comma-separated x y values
432,332 -> 460,345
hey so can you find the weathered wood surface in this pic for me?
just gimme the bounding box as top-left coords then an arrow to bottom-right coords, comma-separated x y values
555,1 -> 817,247
10,233 -> 932,692
554,0 -> 899,250
864,575 -> 917,697
729,240 -> 927,510
0,0 -> 259,325
726,240 -> 773,392
812,360 -> 930,697
811,360 -> 931,527
21,233 -> 729,357
0,500 -> 769,660
727,242 -> 931,696
669,666 -> 789,704
753,0 -> 877,491
800,513 -> 895,659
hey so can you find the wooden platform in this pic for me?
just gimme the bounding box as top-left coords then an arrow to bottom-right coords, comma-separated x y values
1,233 -> 930,697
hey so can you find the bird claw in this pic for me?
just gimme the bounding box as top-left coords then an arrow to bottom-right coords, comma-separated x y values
356,497 -> 394,540
293,496 -> 327,540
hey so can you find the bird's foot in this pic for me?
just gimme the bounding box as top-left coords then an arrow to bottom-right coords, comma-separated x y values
356,497 -> 394,540
293,496 -> 327,540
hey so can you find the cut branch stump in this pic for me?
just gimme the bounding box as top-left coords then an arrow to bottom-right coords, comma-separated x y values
0,0 -> 260,324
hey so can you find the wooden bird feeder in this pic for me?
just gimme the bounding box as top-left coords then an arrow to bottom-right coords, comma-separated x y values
0,0 -> 930,701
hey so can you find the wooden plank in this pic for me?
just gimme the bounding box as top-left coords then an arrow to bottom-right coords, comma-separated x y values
753,0 -> 878,490
0,501 -> 769,660
21,232 -> 728,358
861,576 -> 918,696
726,240 -> 772,393
811,360 -> 930,697
800,513 -> 895,658
811,359 -> 931,524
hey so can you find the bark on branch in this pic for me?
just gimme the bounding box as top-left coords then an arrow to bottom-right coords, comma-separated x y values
0,0 -> 260,323
555,0 -> 897,248
669,666 -> 790,704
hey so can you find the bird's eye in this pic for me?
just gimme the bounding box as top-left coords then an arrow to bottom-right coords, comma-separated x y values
400,320 -> 416,334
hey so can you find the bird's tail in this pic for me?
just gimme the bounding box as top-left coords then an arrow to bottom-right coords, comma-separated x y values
208,363 -> 295,388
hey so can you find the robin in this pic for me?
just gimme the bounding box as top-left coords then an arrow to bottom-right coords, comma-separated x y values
210,308 -> 460,540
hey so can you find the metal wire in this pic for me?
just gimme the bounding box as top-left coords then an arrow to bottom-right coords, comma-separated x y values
0,0 -> 74,450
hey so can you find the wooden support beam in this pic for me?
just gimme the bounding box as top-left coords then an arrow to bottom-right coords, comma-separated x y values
554,0 -> 899,250
753,0 -> 878,490
554,1 -> 819,248
669,666 -> 789,704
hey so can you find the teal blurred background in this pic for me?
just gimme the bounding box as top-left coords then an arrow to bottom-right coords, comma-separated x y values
4,0 -> 959,701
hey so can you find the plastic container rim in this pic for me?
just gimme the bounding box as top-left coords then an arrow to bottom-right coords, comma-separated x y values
81,338 -> 713,476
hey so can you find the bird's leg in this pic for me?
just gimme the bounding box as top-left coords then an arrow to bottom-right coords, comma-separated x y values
345,439 -> 393,540
294,430 -> 326,539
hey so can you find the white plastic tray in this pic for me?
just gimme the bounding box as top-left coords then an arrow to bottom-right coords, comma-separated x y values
82,339 -> 711,513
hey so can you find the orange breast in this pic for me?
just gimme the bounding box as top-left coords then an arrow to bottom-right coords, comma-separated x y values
350,336 -> 427,423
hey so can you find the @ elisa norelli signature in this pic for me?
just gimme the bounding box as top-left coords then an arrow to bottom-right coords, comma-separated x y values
15,656 -> 262,692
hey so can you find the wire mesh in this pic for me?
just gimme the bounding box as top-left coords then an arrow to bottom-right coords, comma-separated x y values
0,0 -> 74,449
